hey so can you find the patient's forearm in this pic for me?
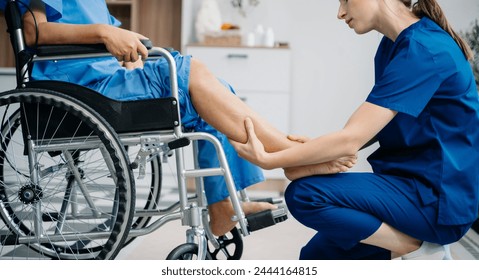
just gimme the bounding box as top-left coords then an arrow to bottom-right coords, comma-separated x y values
22,2 -> 108,47
24,20 -> 109,47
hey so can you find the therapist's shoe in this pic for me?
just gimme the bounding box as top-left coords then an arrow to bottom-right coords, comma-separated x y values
401,241 -> 453,260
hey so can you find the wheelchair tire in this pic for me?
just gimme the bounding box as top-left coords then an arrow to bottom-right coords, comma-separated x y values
166,243 -> 212,260
0,88 -> 135,260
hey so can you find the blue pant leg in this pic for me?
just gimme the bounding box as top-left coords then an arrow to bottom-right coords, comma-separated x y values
284,172 -> 467,260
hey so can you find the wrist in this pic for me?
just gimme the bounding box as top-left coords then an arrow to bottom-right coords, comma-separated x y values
259,153 -> 276,170
95,24 -> 112,43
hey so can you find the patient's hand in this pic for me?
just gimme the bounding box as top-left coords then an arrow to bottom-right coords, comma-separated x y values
121,59 -> 144,70
284,155 -> 357,181
102,25 -> 149,62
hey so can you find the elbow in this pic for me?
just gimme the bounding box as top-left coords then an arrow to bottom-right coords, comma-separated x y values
23,33 -> 36,48
23,23 -> 38,47
343,143 -> 360,158
341,134 -> 363,157
22,16 -> 47,47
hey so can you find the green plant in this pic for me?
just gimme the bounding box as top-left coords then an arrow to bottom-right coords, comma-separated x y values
230,0 -> 260,17
461,19 -> 479,89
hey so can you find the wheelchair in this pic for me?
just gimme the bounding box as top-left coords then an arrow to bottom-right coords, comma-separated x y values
0,0 -> 287,260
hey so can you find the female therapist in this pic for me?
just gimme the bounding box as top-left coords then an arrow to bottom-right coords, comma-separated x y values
231,0 -> 479,259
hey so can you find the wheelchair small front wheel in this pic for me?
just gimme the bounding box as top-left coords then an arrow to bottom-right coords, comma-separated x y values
207,227 -> 243,260
166,243 -> 212,260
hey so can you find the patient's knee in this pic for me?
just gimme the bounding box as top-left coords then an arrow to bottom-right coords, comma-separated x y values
189,58 -> 215,91
189,58 -> 210,80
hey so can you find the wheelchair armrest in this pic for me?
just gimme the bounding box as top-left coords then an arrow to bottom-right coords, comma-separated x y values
36,44 -> 109,56
35,39 -> 153,57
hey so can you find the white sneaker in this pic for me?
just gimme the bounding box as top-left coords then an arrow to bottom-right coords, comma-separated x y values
401,242 -> 453,260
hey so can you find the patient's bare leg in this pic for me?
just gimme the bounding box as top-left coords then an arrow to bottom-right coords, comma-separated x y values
188,58 -> 295,152
188,59 -> 294,235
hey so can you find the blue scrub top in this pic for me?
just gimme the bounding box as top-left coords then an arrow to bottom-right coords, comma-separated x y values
367,17 -> 479,226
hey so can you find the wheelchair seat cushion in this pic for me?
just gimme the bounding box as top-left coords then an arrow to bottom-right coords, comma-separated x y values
26,81 -> 180,134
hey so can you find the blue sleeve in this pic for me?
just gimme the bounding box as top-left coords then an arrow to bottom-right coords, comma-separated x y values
0,0 -> 62,21
41,0 -> 62,21
109,14 -> 121,27
366,38 -> 452,117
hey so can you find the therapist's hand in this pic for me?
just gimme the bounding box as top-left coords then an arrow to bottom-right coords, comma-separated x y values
229,117 -> 272,169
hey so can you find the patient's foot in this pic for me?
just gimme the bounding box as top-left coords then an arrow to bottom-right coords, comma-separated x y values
284,155 -> 358,180
208,198 -> 277,236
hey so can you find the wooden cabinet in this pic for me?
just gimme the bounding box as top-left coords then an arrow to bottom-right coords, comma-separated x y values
0,11 -> 14,67
106,0 -> 182,50
0,0 -> 182,67
186,45 -> 292,179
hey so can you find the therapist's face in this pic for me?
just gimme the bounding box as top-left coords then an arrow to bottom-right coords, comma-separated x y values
337,0 -> 380,34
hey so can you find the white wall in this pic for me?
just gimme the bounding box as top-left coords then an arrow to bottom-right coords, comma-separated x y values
183,0 -> 479,171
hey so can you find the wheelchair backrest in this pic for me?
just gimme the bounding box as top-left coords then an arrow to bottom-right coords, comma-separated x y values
3,0 -> 32,87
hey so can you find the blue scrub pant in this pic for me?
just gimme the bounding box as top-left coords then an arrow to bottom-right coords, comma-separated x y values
284,173 -> 471,260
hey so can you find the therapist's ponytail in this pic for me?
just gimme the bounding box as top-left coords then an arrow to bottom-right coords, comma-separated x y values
411,0 -> 474,61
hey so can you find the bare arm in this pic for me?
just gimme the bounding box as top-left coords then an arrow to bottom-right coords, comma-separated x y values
22,0 -> 148,62
230,102 -> 397,170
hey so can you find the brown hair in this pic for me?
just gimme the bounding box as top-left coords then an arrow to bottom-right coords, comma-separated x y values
400,0 -> 474,61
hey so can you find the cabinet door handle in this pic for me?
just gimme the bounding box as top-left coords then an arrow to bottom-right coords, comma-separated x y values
227,54 -> 248,59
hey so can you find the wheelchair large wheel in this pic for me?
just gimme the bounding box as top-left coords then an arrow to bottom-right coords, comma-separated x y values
0,89 -> 135,259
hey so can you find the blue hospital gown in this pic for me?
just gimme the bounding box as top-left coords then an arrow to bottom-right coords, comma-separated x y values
0,0 -> 264,204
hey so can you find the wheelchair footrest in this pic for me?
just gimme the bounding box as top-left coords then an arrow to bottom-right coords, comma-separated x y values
246,207 -> 288,232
